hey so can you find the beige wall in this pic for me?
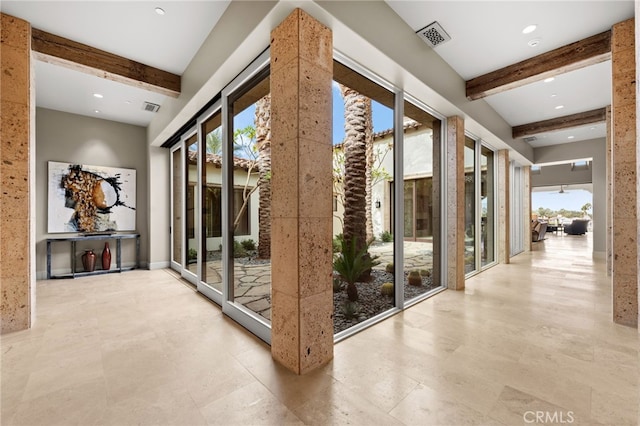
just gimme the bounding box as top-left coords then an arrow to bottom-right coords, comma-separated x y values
35,108 -> 148,278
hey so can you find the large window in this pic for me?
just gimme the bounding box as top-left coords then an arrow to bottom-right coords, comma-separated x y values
402,98 -> 442,302
332,59 -> 397,337
169,49 -> 446,343
202,185 -> 250,237
332,58 -> 444,339
465,135 -> 497,275
225,58 -> 271,328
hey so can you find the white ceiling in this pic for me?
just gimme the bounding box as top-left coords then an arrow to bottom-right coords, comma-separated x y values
1,1 -> 635,153
386,0 -> 634,148
1,1 -> 230,126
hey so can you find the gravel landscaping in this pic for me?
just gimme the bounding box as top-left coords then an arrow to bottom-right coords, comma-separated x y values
333,269 -> 440,334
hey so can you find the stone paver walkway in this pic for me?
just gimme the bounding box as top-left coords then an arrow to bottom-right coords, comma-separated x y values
195,241 -> 435,322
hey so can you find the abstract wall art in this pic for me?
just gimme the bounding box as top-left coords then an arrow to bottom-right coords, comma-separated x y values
48,161 -> 136,233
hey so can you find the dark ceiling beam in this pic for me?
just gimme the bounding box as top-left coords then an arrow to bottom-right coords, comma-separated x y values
31,28 -> 181,98
466,30 -> 611,101
512,107 -> 607,139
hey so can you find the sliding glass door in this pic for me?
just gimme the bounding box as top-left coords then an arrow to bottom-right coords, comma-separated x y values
465,135 -> 497,276
197,105 -> 223,303
220,50 -> 271,342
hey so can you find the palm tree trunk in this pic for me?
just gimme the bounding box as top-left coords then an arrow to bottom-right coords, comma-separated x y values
255,94 -> 271,259
340,85 -> 371,278
364,100 -> 374,243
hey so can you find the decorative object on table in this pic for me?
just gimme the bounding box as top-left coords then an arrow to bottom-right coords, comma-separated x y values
47,161 -> 136,233
82,249 -> 97,272
102,242 -> 111,270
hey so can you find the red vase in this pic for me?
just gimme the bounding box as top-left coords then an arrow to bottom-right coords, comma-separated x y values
82,249 -> 96,272
102,242 -> 111,271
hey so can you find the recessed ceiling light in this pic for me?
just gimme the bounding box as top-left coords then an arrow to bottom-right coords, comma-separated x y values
544,77 -> 555,83
555,105 -> 564,110
94,110 -> 100,113
522,24 -> 537,34
155,7 -> 165,15
590,126 -> 596,130
528,38 -> 541,47
124,100 -> 131,105
568,136 -> 575,139
93,93 -> 103,99
551,93 -> 557,97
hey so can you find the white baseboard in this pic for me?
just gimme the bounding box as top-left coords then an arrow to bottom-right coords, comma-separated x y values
148,261 -> 170,270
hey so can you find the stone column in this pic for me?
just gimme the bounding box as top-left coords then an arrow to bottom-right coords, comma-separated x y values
270,9 -> 334,374
446,116 -> 465,290
611,18 -> 638,327
1,13 -> 32,333
606,106 -> 612,276
497,150 -> 510,264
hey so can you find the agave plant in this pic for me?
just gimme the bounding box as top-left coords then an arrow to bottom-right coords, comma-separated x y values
333,237 -> 379,302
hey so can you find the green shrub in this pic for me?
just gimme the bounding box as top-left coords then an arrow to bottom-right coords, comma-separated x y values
240,239 -> 256,251
333,277 -> 343,293
341,301 -> 359,319
380,282 -> 394,296
187,248 -> 197,261
215,242 -> 249,258
333,237 -> 380,302
233,240 -> 248,258
380,230 -> 393,243
332,234 -> 344,253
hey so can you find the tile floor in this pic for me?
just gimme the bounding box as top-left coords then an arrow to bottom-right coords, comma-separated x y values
2,234 -> 638,425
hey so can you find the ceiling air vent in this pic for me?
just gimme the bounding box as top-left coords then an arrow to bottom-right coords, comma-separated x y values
523,136 -> 538,143
142,101 -> 161,113
416,21 -> 451,48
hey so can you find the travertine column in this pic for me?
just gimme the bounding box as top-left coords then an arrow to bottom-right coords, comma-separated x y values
270,9 -> 333,374
497,150 -> 510,264
606,106 -> 612,276
446,116 -> 465,290
1,14 -> 32,333
611,18 -> 637,327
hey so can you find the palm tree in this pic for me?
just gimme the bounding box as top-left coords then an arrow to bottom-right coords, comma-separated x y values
364,97 -> 374,243
339,84 -> 372,278
206,128 -> 222,155
255,94 -> 271,259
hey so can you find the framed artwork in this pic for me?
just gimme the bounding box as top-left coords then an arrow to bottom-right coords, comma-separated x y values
48,161 -> 136,233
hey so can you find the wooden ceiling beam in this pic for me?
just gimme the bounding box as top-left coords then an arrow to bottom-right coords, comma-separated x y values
512,107 -> 607,139
466,30 -> 611,101
31,28 -> 181,98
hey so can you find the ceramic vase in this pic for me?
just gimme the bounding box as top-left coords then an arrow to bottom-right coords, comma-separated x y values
82,249 -> 96,272
102,242 -> 111,270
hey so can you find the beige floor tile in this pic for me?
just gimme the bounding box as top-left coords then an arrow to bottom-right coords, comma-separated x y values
389,383 -> 497,425
199,381 -> 304,425
98,388 -> 207,426
8,378 -> 108,426
590,388 -> 640,426
291,379 -> 404,426
1,234 -> 638,425
488,385 -> 588,426
234,346 -> 338,411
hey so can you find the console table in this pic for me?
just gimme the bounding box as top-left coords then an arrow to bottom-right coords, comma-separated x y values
46,233 -> 140,279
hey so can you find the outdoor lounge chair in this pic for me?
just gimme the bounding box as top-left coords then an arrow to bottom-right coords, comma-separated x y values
532,221 -> 547,242
564,219 -> 589,235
